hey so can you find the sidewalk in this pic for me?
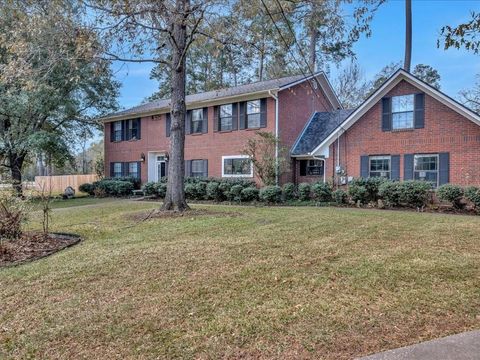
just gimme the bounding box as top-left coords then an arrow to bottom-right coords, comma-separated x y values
358,330 -> 480,360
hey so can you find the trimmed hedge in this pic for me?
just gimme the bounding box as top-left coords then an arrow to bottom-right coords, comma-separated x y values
349,177 -> 387,205
437,184 -> 464,209
312,182 -> 333,202
333,189 -> 348,205
282,183 -> 296,201
378,180 -> 431,208
259,186 -> 282,203
298,183 -> 311,201
465,186 -> 480,212
80,178 -> 135,197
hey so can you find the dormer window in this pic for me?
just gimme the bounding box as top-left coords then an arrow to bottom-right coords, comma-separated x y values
391,94 -> 414,130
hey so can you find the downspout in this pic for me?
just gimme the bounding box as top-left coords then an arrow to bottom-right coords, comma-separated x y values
268,90 -> 279,185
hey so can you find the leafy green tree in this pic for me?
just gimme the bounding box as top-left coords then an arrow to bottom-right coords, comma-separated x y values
439,11 -> 480,54
412,64 -> 441,89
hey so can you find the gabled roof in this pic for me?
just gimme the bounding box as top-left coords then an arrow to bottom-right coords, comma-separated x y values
101,72 -> 341,122
291,109 -> 354,156
311,69 -> 480,156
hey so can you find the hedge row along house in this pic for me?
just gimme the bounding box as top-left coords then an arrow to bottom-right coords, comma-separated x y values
101,69 -> 480,188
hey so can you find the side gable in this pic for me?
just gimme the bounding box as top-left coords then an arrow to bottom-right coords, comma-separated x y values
311,69 -> 480,156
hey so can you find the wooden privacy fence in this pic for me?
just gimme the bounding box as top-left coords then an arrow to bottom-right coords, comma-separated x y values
35,174 -> 99,193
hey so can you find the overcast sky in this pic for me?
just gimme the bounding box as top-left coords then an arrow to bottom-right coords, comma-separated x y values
111,0 -> 480,111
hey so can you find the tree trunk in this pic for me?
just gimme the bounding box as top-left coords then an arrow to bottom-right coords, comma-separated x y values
162,0 -> 190,212
404,0 -> 412,72
308,1 -> 319,72
9,153 -> 25,196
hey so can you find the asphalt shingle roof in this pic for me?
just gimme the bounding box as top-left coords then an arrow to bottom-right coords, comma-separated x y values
291,109 -> 354,156
106,74 -> 309,120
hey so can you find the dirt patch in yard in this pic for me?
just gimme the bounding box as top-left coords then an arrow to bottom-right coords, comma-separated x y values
0,232 -> 81,268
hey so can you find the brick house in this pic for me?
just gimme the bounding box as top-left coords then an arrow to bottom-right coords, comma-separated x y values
102,69 -> 480,188
101,73 -> 340,185
292,69 -> 480,187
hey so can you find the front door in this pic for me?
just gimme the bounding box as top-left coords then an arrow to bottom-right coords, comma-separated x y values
157,161 -> 166,181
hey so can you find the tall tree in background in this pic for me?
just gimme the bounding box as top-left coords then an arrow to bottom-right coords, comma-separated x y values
334,61 -> 370,108
404,0 -> 412,71
0,0 -> 118,194
412,64 -> 441,89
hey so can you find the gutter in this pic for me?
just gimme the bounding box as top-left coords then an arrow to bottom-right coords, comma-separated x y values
268,89 -> 279,185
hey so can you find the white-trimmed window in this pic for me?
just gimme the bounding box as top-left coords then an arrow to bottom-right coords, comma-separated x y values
113,121 -> 122,141
392,94 -> 414,130
113,162 -> 123,178
414,154 -> 439,187
191,109 -> 204,133
369,156 -> 391,179
222,155 -> 253,177
246,100 -> 261,128
220,104 -> 233,131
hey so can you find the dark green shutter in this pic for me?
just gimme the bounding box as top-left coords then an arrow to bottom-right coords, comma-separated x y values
414,93 -> 425,129
382,97 -> 392,131
121,120 -> 127,141
186,110 -> 192,134
137,118 -> 141,139
232,103 -> 238,131
203,159 -> 208,177
439,152 -> 450,185
299,160 -> 307,176
213,106 -> 219,132
110,162 -> 114,177
391,155 -> 400,180
166,113 -> 171,137
110,122 -> 114,142
185,160 -> 192,177
202,108 -> 208,133
360,156 -> 369,178
404,154 -> 414,180
260,98 -> 267,128
122,162 -> 128,177
239,102 -> 246,129
137,162 -> 141,180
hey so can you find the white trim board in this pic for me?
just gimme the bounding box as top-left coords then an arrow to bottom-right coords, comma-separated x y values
311,69 -> 480,156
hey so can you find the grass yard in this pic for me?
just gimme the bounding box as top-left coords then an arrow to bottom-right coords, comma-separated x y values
1,200 -> 479,359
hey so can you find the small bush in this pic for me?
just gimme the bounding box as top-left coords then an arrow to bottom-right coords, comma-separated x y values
400,180 -> 432,209
378,181 -> 403,207
241,187 -> 259,202
155,183 -> 167,198
465,186 -> 480,212
259,186 -> 282,203
282,183 -> 296,201
437,184 -> 464,209
333,189 -> 348,205
349,177 -> 387,205
184,183 -> 197,200
298,183 -> 311,201
348,182 -> 368,204
0,191 -> 28,240
229,185 -> 244,202
104,176 -> 141,189
206,181 -> 222,201
94,180 -> 133,197
312,182 -> 333,202
195,181 -> 208,200
218,181 -> 233,200
79,183 -> 95,195
142,182 -> 157,196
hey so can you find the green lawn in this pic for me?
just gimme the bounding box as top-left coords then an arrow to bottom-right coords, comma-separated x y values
1,199 -> 479,359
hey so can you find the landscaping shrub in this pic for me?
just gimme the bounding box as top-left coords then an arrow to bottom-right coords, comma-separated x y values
218,181 -> 233,200
79,183 -> 95,195
184,183 -> 198,200
349,177 -> 387,205
229,185 -> 244,202
241,187 -> 259,202
465,186 -> 480,212
195,181 -> 208,200
103,176 -> 141,189
0,190 -> 28,240
437,184 -> 464,209
399,180 -> 432,209
298,183 -> 311,201
348,180 -> 368,204
282,183 -> 296,201
312,182 -> 333,202
378,181 -> 403,207
142,182 -> 167,198
333,189 -> 348,205
206,181 -> 222,201
94,180 -> 133,197
259,186 -> 282,203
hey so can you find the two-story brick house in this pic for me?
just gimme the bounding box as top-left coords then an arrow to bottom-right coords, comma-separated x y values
292,69 -> 480,187
101,73 -> 340,185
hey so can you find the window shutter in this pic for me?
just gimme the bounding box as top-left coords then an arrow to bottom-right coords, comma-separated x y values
203,159 -> 208,177
414,93 -> 425,129
239,102 -> 246,129
299,160 -> 307,176
110,162 -> 114,177
165,160 -> 169,178
185,160 -> 192,177
404,154 -> 414,180
137,162 -> 141,180
185,110 -> 192,134
136,118 -> 141,140
121,120 -> 127,141
391,155 -> 400,180
202,108 -> 208,133
110,122 -> 114,142
122,162 -> 128,177
360,155 -> 369,178
213,106 -> 219,132
232,103 -> 238,131
260,98 -> 267,128
439,152 -> 450,185
166,113 -> 171,137
381,97 -> 392,132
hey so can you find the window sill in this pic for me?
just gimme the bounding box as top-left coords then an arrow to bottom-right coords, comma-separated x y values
245,127 -> 261,131
218,130 -> 233,133
391,128 -> 414,133
222,174 -> 254,178
189,132 -> 205,136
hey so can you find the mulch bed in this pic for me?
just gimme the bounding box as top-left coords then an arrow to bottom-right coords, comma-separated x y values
0,232 -> 81,268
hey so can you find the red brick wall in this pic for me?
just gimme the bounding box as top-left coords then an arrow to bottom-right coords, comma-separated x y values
278,78 -> 335,184
105,79 -> 336,185
326,80 -> 480,186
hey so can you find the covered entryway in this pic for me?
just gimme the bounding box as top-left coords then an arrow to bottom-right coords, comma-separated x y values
147,152 -> 168,182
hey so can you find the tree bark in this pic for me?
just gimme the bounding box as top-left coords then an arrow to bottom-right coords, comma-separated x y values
162,0 -> 190,212
9,153 -> 25,196
404,0 -> 412,72
308,1 -> 319,72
